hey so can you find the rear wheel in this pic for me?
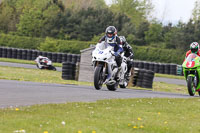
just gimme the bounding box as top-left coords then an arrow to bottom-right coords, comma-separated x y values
187,76 -> 196,96
119,79 -> 128,88
119,72 -> 130,88
94,65 -> 104,90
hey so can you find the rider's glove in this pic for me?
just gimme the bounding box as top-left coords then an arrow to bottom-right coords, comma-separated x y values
114,52 -> 120,57
130,54 -> 134,59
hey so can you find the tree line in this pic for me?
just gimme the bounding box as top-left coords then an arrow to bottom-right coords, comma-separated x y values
1,0 -> 200,53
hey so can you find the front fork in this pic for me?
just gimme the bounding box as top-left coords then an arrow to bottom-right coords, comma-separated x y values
187,72 -> 199,91
94,62 -> 108,81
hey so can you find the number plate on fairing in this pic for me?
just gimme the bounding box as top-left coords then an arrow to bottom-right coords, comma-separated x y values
99,51 -> 103,54
186,61 -> 195,68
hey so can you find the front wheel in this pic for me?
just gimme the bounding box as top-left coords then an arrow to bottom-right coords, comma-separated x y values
49,66 -> 56,71
107,82 -> 119,91
187,76 -> 196,96
94,65 -> 104,90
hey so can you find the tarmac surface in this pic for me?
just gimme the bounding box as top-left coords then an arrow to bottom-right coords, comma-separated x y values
0,79 -> 191,108
0,61 -> 190,108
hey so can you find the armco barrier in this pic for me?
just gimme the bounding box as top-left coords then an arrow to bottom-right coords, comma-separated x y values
0,47 -> 80,64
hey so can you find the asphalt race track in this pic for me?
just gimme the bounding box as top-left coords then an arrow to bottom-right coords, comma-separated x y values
0,61 -> 190,108
0,79 -> 191,108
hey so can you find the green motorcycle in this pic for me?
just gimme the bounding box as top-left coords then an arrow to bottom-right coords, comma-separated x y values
182,53 -> 200,96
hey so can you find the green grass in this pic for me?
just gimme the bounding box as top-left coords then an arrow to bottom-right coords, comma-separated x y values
155,73 -> 185,80
0,58 -> 62,67
153,82 -> 187,94
0,61 -> 193,133
0,66 -> 92,86
1,98 -> 200,133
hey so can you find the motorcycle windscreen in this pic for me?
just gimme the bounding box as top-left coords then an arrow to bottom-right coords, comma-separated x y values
96,42 -> 110,50
185,53 -> 198,68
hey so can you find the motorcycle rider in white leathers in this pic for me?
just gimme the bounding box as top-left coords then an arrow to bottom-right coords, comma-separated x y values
99,26 -> 123,83
35,55 -> 50,69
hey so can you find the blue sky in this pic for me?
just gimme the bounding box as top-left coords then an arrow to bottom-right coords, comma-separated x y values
105,0 -> 197,24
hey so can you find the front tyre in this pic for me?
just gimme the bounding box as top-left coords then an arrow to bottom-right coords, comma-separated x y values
106,82 -> 119,91
94,65 -> 104,90
50,66 -> 56,71
187,76 -> 196,96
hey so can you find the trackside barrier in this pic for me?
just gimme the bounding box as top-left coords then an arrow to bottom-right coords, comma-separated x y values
177,65 -> 183,76
0,47 -> 80,64
0,46 -> 184,77
62,62 -> 79,81
133,60 -> 182,76
132,68 -> 155,89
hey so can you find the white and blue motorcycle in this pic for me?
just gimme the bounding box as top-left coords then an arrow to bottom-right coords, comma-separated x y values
92,42 -> 128,91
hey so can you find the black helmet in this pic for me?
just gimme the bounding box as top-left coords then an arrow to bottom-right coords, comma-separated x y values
105,26 -> 117,39
190,42 -> 199,53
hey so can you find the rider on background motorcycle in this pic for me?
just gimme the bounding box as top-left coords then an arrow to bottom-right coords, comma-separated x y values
119,36 -> 134,76
186,42 -> 200,57
99,26 -> 123,80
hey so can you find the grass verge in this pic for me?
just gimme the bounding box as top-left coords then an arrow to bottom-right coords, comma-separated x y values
155,73 -> 184,80
0,66 -> 92,86
1,98 -> 200,133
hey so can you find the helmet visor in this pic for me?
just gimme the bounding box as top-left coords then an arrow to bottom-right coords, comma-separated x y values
191,47 -> 198,53
107,33 -> 113,38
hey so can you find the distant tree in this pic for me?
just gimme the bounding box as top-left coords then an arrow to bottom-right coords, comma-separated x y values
62,0 -> 106,10
62,7 -> 134,41
164,21 -> 190,51
192,0 -> 200,22
133,21 -> 149,45
183,19 -> 196,47
162,23 -> 173,35
194,20 -> 200,41
145,22 -> 163,44
164,27 -> 184,49
110,0 -> 153,26
0,0 -> 20,32
16,0 -> 64,37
